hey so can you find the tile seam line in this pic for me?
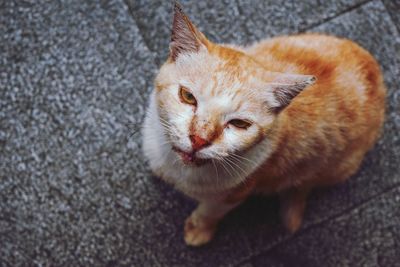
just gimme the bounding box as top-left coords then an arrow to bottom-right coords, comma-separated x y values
380,0 -> 400,34
231,181 -> 400,267
299,0 -> 373,33
122,0 -> 158,64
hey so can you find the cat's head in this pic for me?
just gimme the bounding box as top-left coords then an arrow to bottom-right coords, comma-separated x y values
154,3 -> 315,166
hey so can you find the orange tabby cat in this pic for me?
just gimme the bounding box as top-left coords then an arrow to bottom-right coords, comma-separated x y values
142,3 -> 386,246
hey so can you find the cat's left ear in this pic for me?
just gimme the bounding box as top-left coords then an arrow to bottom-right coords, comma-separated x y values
266,73 -> 316,113
169,2 -> 209,61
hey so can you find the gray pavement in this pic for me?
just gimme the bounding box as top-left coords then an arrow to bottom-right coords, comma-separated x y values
0,0 -> 399,266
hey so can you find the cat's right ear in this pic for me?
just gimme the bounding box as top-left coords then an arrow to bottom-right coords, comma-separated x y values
264,73 -> 316,113
169,2 -> 208,61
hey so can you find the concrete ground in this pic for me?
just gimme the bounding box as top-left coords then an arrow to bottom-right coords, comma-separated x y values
0,0 -> 399,266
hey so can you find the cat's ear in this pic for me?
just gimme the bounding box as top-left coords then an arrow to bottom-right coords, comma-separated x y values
266,73 -> 316,113
170,2 -> 208,61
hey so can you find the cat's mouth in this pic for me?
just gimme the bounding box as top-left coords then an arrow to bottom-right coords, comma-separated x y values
172,146 -> 209,166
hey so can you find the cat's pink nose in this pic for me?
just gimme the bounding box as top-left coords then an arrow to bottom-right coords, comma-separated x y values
189,134 -> 210,151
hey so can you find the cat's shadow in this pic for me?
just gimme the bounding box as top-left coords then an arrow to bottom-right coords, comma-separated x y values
150,174 -> 282,239
217,194 -> 283,245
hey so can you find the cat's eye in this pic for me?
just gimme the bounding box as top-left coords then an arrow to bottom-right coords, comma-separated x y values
179,86 -> 197,106
228,119 -> 252,129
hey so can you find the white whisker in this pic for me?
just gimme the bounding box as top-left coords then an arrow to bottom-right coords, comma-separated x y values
211,159 -> 220,189
225,156 -> 248,177
218,158 -> 234,179
231,152 -> 258,167
221,157 -> 243,180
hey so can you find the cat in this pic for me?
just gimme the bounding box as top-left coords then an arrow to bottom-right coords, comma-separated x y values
142,2 -> 386,246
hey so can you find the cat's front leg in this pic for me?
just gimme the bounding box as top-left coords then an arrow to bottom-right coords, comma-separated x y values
280,186 -> 311,233
184,200 -> 240,246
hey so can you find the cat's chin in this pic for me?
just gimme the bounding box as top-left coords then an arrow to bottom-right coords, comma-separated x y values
172,146 -> 210,167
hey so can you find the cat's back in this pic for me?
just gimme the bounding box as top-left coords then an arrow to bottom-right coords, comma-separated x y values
247,34 -> 384,90
247,33 -> 385,136
247,34 -> 386,189
248,34 -> 379,79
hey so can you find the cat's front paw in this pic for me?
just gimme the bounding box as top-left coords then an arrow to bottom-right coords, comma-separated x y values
184,213 -> 217,246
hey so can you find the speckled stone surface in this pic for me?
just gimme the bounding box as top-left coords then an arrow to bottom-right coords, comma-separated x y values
0,0 -> 158,265
1,0 -> 399,266
383,0 -> 400,32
